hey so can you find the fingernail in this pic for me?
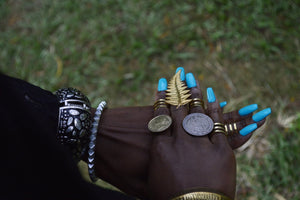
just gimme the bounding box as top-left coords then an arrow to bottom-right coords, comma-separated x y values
176,67 -> 185,81
239,123 -> 257,136
238,104 -> 258,116
220,101 -> 227,108
252,108 -> 272,122
207,87 -> 216,103
158,78 -> 168,91
186,73 -> 197,88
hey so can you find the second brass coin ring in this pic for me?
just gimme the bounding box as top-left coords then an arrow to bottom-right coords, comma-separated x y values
182,113 -> 214,136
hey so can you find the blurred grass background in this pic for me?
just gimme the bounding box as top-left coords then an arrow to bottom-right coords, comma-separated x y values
1,0 -> 299,199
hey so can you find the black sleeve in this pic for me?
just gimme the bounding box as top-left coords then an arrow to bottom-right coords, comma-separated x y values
0,73 -> 135,200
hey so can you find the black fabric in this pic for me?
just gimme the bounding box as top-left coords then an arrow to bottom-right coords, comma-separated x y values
0,74 -> 134,200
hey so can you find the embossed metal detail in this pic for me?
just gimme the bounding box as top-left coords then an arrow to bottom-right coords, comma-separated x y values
182,113 -> 214,136
56,88 -> 91,162
148,115 -> 173,133
165,70 -> 191,108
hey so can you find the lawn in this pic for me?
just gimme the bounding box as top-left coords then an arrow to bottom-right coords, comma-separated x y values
1,0 -> 299,199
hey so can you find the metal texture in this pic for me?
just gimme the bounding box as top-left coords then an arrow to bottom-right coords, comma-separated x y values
88,101 -> 106,182
171,191 -> 232,200
153,99 -> 168,110
182,113 -> 214,136
214,122 -> 227,136
165,70 -> 191,108
56,88 -> 91,162
189,98 -> 204,109
148,115 -> 172,132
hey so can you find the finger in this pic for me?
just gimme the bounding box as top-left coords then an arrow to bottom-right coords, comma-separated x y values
206,87 -> 228,145
186,73 -> 205,113
170,104 -> 189,140
252,107 -> 272,123
220,101 -> 227,109
224,107 -> 271,149
223,104 -> 258,122
223,104 -> 258,135
184,73 -> 211,143
223,105 -> 270,135
148,78 -> 172,136
239,108 -> 271,136
206,87 -> 221,121
176,66 -> 185,82
167,67 -> 189,140
155,78 -> 169,116
220,101 -> 227,113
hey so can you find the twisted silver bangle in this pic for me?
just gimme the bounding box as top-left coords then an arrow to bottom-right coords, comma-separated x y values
88,101 -> 107,182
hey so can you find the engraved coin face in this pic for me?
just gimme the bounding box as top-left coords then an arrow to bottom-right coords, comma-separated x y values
182,113 -> 214,136
148,115 -> 172,133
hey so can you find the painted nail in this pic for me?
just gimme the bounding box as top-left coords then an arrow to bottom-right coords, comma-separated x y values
220,101 -> 227,108
176,67 -> 185,81
238,104 -> 258,116
239,123 -> 258,136
158,78 -> 168,91
186,73 -> 197,88
207,87 -> 216,103
252,108 -> 272,122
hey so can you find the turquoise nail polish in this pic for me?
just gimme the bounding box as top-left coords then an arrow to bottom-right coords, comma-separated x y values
252,108 -> 271,122
158,78 -> 168,91
238,104 -> 258,116
220,101 -> 227,108
239,123 -> 257,136
207,87 -> 216,103
186,73 -> 197,88
176,67 -> 185,81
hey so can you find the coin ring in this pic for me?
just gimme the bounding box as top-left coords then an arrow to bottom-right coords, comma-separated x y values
148,115 -> 172,133
182,113 -> 214,136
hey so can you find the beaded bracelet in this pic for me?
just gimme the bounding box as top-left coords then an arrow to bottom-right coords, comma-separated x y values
88,101 -> 107,182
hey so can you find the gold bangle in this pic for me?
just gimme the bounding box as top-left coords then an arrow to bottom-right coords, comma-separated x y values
171,191 -> 232,200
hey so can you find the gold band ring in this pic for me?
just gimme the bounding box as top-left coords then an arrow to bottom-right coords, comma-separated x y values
213,122 -> 227,136
224,122 -> 238,135
214,122 -> 225,126
153,99 -> 167,110
189,98 -> 204,109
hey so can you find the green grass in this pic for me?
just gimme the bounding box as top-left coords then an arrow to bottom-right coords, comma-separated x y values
256,116 -> 300,199
237,114 -> 300,199
1,0 -> 300,199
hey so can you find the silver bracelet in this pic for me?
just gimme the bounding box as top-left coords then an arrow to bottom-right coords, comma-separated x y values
56,88 -> 92,162
88,101 -> 107,182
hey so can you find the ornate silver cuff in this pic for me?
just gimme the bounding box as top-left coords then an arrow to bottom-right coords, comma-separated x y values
56,88 -> 92,162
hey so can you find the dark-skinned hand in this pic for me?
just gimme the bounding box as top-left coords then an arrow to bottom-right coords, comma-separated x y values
147,70 -> 235,199
86,67 -> 271,199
